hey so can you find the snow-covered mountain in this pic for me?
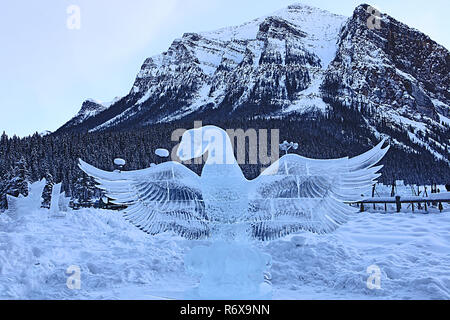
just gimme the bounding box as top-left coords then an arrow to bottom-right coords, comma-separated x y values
321,5 -> 449,161
58,97 -> 122,132
56,3 -> 449,160
323,5 -> 449,120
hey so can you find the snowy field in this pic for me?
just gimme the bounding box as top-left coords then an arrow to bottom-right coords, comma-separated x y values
1,202 -> 449,300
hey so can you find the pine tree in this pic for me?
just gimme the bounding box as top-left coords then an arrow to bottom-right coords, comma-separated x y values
7,157 -> 30,198
0,115 -> 448,209
73,174 -> 96,206
0,172 -> 9,210
41,170 -> 54,208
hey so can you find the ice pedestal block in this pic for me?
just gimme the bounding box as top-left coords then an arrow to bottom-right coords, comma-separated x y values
184,241 -> 272,299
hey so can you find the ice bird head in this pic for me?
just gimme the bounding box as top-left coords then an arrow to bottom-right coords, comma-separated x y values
177,126 -> 235,165
177,127 -> 210,161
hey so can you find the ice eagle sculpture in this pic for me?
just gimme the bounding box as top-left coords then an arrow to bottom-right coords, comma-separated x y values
78,126 -> 389,242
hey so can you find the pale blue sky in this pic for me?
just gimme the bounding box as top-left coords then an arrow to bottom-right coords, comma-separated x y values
1,0 -> 448,137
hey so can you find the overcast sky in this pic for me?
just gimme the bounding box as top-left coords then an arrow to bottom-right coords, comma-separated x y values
1,0 -> 448,137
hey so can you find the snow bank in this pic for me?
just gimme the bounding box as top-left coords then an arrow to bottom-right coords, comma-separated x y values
266,212 -> 450,299
0,208 -> 189,299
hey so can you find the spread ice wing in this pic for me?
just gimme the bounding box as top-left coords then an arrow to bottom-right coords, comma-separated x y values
247,140 -> 389,240
78,160 -> 209,239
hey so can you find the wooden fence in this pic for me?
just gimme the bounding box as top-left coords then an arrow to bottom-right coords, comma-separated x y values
355,192 -> 450,213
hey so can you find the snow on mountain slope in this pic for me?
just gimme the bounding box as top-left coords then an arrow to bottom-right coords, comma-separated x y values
56,3 -> 346,133
57,97 -> 121,132
322,4 -> 450,162
128,4 -> 346,120
55,3 -> 449,163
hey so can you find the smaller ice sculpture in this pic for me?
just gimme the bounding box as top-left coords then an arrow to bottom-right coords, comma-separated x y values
113,158 -> 126,166
155,148 -> 170,158
279,140 -> 299,155
6,179 -> 46,218
49,183 -> 63,216
114,158 -> 126,173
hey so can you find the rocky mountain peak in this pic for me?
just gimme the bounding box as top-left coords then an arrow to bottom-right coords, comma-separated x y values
77,99 -> 105,116
55,3 -> 449,163
323,3 -> 449,122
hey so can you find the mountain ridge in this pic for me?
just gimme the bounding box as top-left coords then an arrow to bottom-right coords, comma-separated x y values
55,3 -> 449,163
56,3 -> 347,133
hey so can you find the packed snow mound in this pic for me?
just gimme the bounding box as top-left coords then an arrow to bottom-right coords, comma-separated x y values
0,208 -> 191,299
1,203 -> 449,299
266,210 -> 450,299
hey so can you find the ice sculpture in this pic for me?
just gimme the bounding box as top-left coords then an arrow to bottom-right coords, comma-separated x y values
79,125 -> 389,299
6,179 -> 46,218
155,148 -> 170,158
114,158 -> 126,166
49,183 -> 62,216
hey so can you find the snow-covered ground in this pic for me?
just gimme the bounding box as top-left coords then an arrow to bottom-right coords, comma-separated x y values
1,199 -> 449,300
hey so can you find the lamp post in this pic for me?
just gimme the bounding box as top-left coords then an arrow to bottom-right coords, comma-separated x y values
114,158 -> 126,173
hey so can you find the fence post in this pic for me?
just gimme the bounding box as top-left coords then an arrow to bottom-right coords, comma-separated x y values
372,184 -> 376,210
395,196 -> 401,213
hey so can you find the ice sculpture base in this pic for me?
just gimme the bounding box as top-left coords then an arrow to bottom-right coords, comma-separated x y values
184,241 -> 272,300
